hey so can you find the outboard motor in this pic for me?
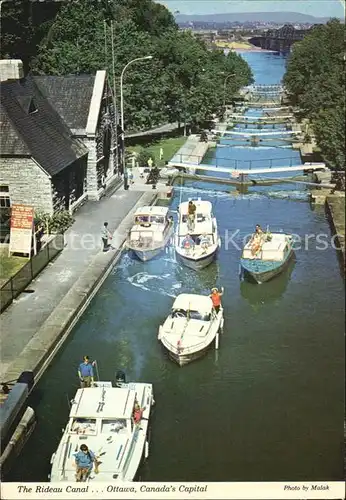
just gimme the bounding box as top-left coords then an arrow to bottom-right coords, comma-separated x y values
115,370 -> 126,387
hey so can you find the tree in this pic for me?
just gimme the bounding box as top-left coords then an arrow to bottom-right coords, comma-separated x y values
283,19 -> 345,170
21,0 -> 253,132
0,0 -> 62,72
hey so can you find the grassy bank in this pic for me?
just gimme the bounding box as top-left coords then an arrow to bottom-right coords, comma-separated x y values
0,248 -> 27,284
128,136 -> 186,166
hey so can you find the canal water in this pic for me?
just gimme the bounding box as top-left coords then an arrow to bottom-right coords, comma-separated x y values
9,51 -> 344,482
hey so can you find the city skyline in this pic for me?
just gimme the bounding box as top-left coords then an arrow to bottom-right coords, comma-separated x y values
159,0 -> 345,19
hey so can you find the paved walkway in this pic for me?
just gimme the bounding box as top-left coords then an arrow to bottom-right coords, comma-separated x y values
126,122 -> 179,139
126,166 -> 172,194
0,185 -> 148,382
168,135 -> 209,166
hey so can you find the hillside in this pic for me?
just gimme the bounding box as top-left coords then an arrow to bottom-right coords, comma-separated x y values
175,11 -> 340,25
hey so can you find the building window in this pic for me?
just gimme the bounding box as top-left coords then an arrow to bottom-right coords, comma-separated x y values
0,188 -> 10,243
0,186 -> 10,208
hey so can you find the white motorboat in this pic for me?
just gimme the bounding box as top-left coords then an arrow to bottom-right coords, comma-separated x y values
240,231 -> 294,284
174,199 -> 220,270
126,206 -> 174,261
158,293 -> 224,366
49,371 -> 154,482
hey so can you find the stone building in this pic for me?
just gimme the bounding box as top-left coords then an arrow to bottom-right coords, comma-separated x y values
33,70 -> 121,200
0,59 -> 121,220
0,60 -> 89,215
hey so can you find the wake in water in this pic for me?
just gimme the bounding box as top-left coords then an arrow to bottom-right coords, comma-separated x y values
177,184 -> 308,200
127,272 -> 177,298
264,190 -> 309,201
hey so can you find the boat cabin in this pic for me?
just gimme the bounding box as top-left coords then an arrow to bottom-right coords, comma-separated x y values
68,384 -> 138,437
242,233 -> 291,261
134,206 -> 169,226
129,206 -> 171,245
177,200 -> 216,247
170,294 -> 213,322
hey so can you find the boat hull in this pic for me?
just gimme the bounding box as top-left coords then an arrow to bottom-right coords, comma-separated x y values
241,249 -> 294,284
175,246 -> 218,270
131,246 -> 164,262
166,341 -> 216,366
128,224 -> 174,262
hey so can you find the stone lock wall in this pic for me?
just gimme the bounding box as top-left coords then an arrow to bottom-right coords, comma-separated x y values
0,157 -> 54,214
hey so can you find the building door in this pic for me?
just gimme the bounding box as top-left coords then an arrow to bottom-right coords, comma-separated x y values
0,185 -> 11,243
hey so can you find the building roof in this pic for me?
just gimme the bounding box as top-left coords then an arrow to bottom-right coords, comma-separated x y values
70,387 -> 135,420
33,75 -> 96,132
0,75 -> 88,176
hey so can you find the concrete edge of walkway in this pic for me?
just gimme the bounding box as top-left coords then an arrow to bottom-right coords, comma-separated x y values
325,195 -> 345,277
2,191 -> 158,387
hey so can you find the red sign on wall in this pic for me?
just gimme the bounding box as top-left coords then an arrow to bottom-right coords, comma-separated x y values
9,204 -> 34,256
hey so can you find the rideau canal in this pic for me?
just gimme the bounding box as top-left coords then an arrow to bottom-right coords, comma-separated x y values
9,51 -> 344,482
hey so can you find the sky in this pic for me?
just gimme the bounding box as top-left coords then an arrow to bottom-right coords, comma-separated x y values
158,0 -> 345,18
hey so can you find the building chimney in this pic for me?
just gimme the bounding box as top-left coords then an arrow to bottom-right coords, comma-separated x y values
0,59 -> 24,82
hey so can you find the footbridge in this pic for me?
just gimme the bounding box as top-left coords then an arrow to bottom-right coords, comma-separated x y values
227,114 -> 293,121
212,129 -> 300,137
233,104 -> 290,111
167,160 -> 327,176
244,84 -> 284,93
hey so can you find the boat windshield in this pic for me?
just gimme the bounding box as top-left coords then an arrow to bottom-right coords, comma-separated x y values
101,419 -> 127,434
171,309 -> 210,321
135,215 -> 150,224
70,418 -> 97,435
181,213 -> 208,223
150,215 -> 165,224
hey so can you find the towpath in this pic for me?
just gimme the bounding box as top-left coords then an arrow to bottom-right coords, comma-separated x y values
0,185 -> 157,384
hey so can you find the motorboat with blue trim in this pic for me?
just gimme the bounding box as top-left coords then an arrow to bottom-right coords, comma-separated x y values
49,371 -> 154,482
240,231 -> 294,284
174,199 -> 220,270
158,293 -> 224,366
126,206 -> 174,261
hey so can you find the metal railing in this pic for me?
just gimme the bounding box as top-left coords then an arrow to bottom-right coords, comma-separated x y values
0,233 -> 64,313
170,154 -> 303,171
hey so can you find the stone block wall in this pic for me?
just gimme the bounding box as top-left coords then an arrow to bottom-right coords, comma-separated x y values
0,157 -> 53,214
52,156 -> 88,212
84,137 -> 99,200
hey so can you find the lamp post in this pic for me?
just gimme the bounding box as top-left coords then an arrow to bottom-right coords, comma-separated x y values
223,73 -> 236,108
0,0 -> 6,16
120,55 -> 153,189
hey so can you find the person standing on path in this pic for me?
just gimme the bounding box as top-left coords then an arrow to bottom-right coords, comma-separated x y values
78,356 -> 94,388
147,157 -> 153,169
159,147 -> 164,160
101,222 -> 112,251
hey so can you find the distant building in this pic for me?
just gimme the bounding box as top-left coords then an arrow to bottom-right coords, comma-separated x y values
0,60 -> 120,222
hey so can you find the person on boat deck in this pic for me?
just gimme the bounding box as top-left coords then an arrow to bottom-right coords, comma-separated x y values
198,233 -> 210,252
210,287 -> 223,314
250,225 -> 265,255
133,402 -> 146,426
187,201 -> 196,230
181,233 -> 195,250
74,444 -> 96,481
254,225 -> 264,236
78,356 -> 94,388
